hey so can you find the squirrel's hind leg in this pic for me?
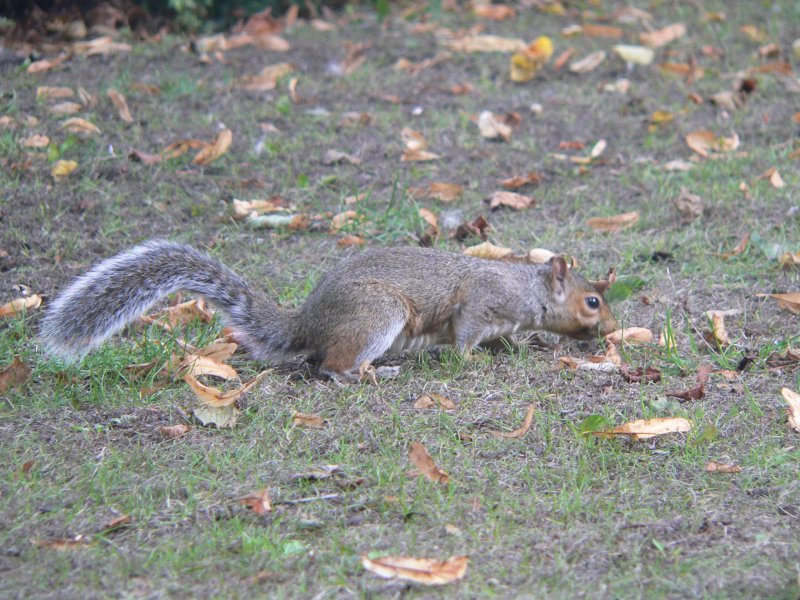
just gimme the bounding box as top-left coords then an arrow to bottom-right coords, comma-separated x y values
316,294 -> 410,383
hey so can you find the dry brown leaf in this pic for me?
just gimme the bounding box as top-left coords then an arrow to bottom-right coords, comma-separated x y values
446,35 -> 526,53
413,393 -> 456,410
184,371 -> 268,408
196,341 -> 238,361
781,388 -> 800,432
570,50 -> 606,73
337,234 -> 366,248
129,149 -> 163,165
240,63 -> 293,91
740,24 -> 767,42
402,149 -> 441,162
178,354 -> 238,380
292,412 -> 326,429
143,299 -> 214,328
22,134 -> 50,148
231,198 -> 285,219
61,117 -> 101,135
779,252 -> 800,269
474,3 -> 516,20
101,514 -> 132,532
362,555 -> 468,585
158,423 -> 191,439
401,127 -> 428,151
613,45 -> 654,65
488,191 -> 534,211
605,327 -> 654,345
330,210 -> 360,230
73,35 -> 132,56
106,88 -> 133,123
762,292 -> 800,315
619,365 -> 662,384
418,207 -> 439,229
0,357 -> 31,394
594,417 -> 692,440
759,167 -> 785,189
705,311 -> 732,347
27,55 -> 69,74
0,294 -> 42,318
488,402 -> 535,439
478,111 -> 512,141
587,211 -> 639,233
49,101 -> 83,115
583,24 -> 623,39
640,23 -> 687,48
237,488 -> 272,514
32,535 -> 89,550
501,172 -> 541,189
36,86 -> 74,100
426,182 -> 463,202
453,215 -> 490,242
463,241 -> 513,260
193,128 -> 232,165
408,441 -> 449,484
705,461 -> 742,473
713,232 -> 750,259
673,189 -> 703,221
685,130 -> 739,158
665,364 -> 712,402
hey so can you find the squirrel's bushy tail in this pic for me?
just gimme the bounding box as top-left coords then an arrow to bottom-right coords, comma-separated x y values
39,241 -> 292,361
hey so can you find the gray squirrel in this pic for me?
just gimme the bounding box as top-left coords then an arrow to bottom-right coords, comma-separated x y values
39,241 -> 618,381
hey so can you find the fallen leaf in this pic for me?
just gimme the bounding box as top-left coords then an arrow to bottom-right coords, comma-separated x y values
426,182 -> 463,202
158,424 -> 190,439
613,44 -> 654,65
337,234 -> 365,247
569,50 -> 606,73
478,111 -> 512,141
474,3 -> 516,20
402,148 -> 441,162
240,63 -> 293,91
583,24 -> 623,38
586,211 -> 639,233
177,354 -> 238,380
36,86 -> 74,100
292,412 -> 326,429
488,191 -> 534,210
781,388 -> 800,432
664,159 -> 694,171
162,139 -> 208,160
237,488 -> 272,514
0,357 -> 31,394
0,294 -> 42,318
488,402 -> 536,439
106,88 -> 133,123
604,327 -> 654,345
413,393 -> 457,410
231,198 -> 285,219
705,462 -> 742,473
665,364 -> 712,402
761,292 -> 800,315
593,417 -> 692,440
32,535 -> 89,550
73,35 -> 132,55
193,128 -> 232,165
362,554 -> 468,586
22,134 -> 50,148
184,370 -> 268,408
509,35 -> 553,82
192,404 -> 239,428
446,35 -> 526,53
60,117 -> 101,135
501,172 -> 541,189
27,54 -> 69,73
463,241 -> 513,259
713,233 -> 750,259
740,24 -> 767,42
323,149 -> 361,165
640,23 -> 686,48
705,311 -> 731,347
685,130 -> 739,158
101,515 -> 132,532
759,167 -> 785,189
673,189 -> 703,221
401,127 -> 428,151
453,215 -> 490,241
48,101 -> 83,115
142,298 -> 214,328
619,365 -> 662,384
779,252 -> 800,269
330,210 -> 360,230
408,441 -> 449,484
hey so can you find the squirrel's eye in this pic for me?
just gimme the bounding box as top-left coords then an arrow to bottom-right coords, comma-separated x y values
585,296 -> 600,310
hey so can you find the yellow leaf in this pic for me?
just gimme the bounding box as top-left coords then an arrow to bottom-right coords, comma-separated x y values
463,241 -> 514,260
51,160 -> 78,181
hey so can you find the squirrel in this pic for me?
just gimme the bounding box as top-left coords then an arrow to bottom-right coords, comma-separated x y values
39,241 -> 618,381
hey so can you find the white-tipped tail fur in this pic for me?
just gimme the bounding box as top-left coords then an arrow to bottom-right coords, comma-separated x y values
39,240 -> 289,361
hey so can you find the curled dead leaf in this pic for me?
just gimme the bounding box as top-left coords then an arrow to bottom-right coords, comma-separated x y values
158,423 -> 191,439
487,191 -> 534,210
478,111 -> 512,141
0,357 -> 31,394
569,50 -> 606,73
413,393 -> 457,410
488,402 -> 536,439
239,63 -> 293,91
22,134 -> 50,148
759,292 -> 800,315
604,327 -> 654,345
0,294 -> 42,318
292,412 -> 326,429
639,23 -> 686,48
463,241 -> 513,260
362,554 -> 468,586
184,370 -> 268,408
193,128 -> 232,165
781,388 -> 800,432
408,441 -> 449,484
60,117 -> 101,135
237,488 -> 272,514
106,88 -> 133,123
705,461 -> 742,474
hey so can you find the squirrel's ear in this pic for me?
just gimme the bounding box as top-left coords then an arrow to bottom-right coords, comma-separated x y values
551,256 -> 568,285
590,279 -> 609,294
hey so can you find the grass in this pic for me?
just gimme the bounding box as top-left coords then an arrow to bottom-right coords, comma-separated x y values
2,0 -> 800,597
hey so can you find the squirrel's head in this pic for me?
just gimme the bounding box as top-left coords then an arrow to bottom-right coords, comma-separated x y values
543,256 -> 617,340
